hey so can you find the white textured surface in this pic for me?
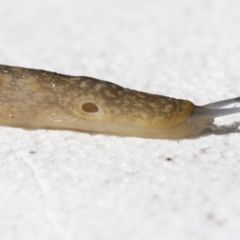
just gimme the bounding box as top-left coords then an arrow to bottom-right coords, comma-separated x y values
1,1 -> 240,240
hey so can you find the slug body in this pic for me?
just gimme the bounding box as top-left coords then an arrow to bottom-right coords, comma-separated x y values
0,64 -> 239,139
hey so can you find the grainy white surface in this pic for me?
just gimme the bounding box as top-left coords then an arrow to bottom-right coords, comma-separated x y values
0,1 -> 240,240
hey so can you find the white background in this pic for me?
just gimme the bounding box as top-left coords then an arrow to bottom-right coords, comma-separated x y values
0,0 -> 240,239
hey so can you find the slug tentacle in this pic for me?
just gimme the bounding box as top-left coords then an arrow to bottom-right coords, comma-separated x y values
192,106 -> 240,118
202,96 -> 240,109
0,64 -> 239,139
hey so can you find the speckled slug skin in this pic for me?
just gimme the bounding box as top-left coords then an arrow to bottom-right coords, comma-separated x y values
0,64 -> 239,139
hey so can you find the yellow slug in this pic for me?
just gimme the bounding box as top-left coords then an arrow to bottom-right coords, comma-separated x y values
0,64 -> 239,139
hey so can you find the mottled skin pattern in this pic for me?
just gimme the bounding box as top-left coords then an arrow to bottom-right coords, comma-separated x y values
0,64 -> 214,139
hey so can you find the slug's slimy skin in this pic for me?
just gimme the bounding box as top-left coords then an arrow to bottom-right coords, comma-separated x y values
0,64 -> 239,139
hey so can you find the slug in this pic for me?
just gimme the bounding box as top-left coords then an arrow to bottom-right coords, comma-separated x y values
0,64 -> 239,139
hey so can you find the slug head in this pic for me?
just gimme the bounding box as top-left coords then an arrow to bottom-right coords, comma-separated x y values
60,78 -> 240,138
173,96 -> 240,138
